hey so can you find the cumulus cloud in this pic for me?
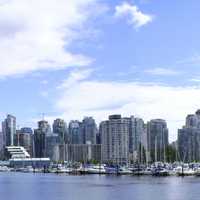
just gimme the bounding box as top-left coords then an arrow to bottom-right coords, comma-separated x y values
0,0 -> 102,77
55,70 -> 200,141
115,1 -> 153,28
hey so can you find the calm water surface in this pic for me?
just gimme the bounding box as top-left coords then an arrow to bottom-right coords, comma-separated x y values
0,173 -> 200,200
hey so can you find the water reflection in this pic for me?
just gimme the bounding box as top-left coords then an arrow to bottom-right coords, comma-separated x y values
0,174 -> 200,200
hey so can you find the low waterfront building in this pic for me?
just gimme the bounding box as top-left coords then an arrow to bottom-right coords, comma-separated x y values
5,146 -> 50,168
5,146 -> 30,159
9,158 -> 51,168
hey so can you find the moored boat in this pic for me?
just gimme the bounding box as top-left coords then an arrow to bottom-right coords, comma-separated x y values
194,168 -> 200,176
176,166 -> 195,176
118,166 -> 133,175
152,168 -> 169,176
87,165 -> 106,174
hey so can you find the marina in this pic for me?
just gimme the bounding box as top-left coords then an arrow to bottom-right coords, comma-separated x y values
2,162 -> 200,177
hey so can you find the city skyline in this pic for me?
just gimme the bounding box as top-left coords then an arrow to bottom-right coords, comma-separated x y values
1,0 -> 200,142
0,109 -> 198,143
2,110 -> 200,164
1,113 -> 170,164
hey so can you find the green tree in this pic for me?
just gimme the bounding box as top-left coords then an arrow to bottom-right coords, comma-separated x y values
166,145 -> 177,163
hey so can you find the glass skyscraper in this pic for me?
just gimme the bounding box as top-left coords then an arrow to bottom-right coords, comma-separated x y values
2,114 -> 16,146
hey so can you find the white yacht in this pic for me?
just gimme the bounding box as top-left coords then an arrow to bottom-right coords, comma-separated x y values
175,166 -> 195,176
87,164 -> 106,174
0,166 -> 10,172
118,166 -> 132,175
143,167 -> 152,175
53,164 -> 73,173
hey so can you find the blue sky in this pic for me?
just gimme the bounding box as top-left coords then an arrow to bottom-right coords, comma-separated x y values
1,0 -> 200,141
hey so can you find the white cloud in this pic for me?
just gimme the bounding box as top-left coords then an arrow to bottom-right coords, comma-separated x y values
0,0 -> 103,77
57,68 -> 94,89
145,67 -> 180,76
190,78 -> 200,82
115,2 -> 153,28
55,71 -> 200,141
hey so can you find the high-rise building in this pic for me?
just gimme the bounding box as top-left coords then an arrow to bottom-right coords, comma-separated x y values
38,120 -> 51,135
67,118 -> 99,162
178,110 -> 200,162
2,114 -> 16,146
53,118 -> 67,143
34,120 -> 51,158
146,119 -> 169,162
68,120 -> 82,144
185,114 -> 199,128
81,117 -> 97,144
0,131 -> 4,159
14,127 -> 33,157
129,116 -> 145,163
100,115 -> 129,164
46,134 -> 60,161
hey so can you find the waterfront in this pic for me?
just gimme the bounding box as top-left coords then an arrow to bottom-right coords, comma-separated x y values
1,174 -> 200,200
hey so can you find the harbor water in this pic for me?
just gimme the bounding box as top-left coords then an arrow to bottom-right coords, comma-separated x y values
1,173 -> 200,200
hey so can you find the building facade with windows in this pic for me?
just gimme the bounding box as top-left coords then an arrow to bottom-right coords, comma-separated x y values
146,119 -> 168,162
178,110 -> 200,162
100,115 -> 129,164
